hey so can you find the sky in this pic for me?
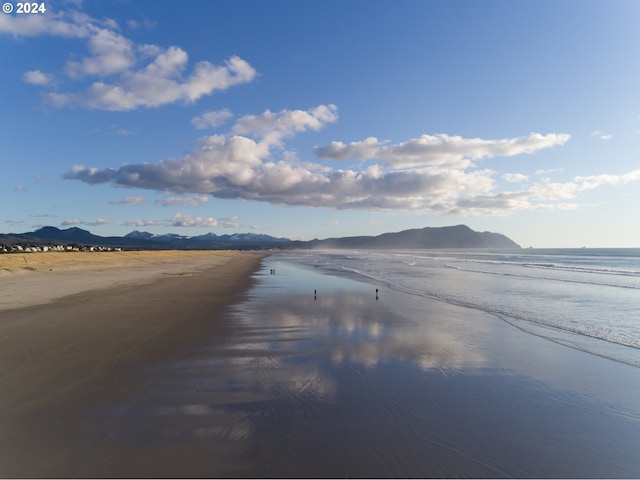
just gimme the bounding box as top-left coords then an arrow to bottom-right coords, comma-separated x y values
2,0 -> 640,248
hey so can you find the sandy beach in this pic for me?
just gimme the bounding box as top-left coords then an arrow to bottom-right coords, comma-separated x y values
2,251 -> 640,478
0,250 -> 265,477
0,250 -> 250,310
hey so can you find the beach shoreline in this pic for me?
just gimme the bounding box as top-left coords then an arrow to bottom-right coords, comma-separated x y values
0,251 -> 266,477
2,251 -> 640,477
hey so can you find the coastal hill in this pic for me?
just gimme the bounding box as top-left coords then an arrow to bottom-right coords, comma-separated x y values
1,225 -> 520,250
289,225 -> 520,249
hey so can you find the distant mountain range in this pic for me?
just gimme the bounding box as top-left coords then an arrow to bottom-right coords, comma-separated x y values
0,226 -> 292,250
0,224 -> 520,250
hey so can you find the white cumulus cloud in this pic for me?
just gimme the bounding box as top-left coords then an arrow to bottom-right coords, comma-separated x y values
168,213 -> 241,228
23,70 -> 55,86
64,27 -> 136,78
233,104 -> 338,147
2,8 -> 257,111
121,213 -> 241,229
89,218 -> 111,226
314,132 -> 570,168
169,213 -> 220,228
502,173 -> 529,183
46,53 -> 256,111
122,218 -> 165,227
531,169 -> 640,201
156,195 -> 209,207
62,104 -> 633,216
61,219 -> 82,226
108,195 -> 147,205
191,109 -> 234,129
0,9 -> 89,38
60,218 -> 111,227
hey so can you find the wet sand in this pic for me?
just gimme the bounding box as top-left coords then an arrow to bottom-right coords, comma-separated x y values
0,251 -> 265,477
2,253 -> 640,477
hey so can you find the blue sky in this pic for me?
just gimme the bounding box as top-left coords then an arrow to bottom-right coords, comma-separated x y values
2,0 -> 639,247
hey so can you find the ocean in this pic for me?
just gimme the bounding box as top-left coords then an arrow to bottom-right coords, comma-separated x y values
280,248 -> 640,368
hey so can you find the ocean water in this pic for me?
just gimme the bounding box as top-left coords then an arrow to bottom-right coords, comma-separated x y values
281,248 -> 640,368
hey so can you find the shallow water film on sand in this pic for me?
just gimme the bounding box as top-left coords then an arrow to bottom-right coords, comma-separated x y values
88,254 -> 640,478
287,248 -> 640,367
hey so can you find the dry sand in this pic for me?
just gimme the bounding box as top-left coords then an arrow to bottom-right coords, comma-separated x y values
0,250 -> 266,477
0,250 -> 245,310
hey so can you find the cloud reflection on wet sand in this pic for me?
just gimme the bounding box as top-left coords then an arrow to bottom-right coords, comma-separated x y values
85,262 -> 640,478
235,290 -> 489,374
